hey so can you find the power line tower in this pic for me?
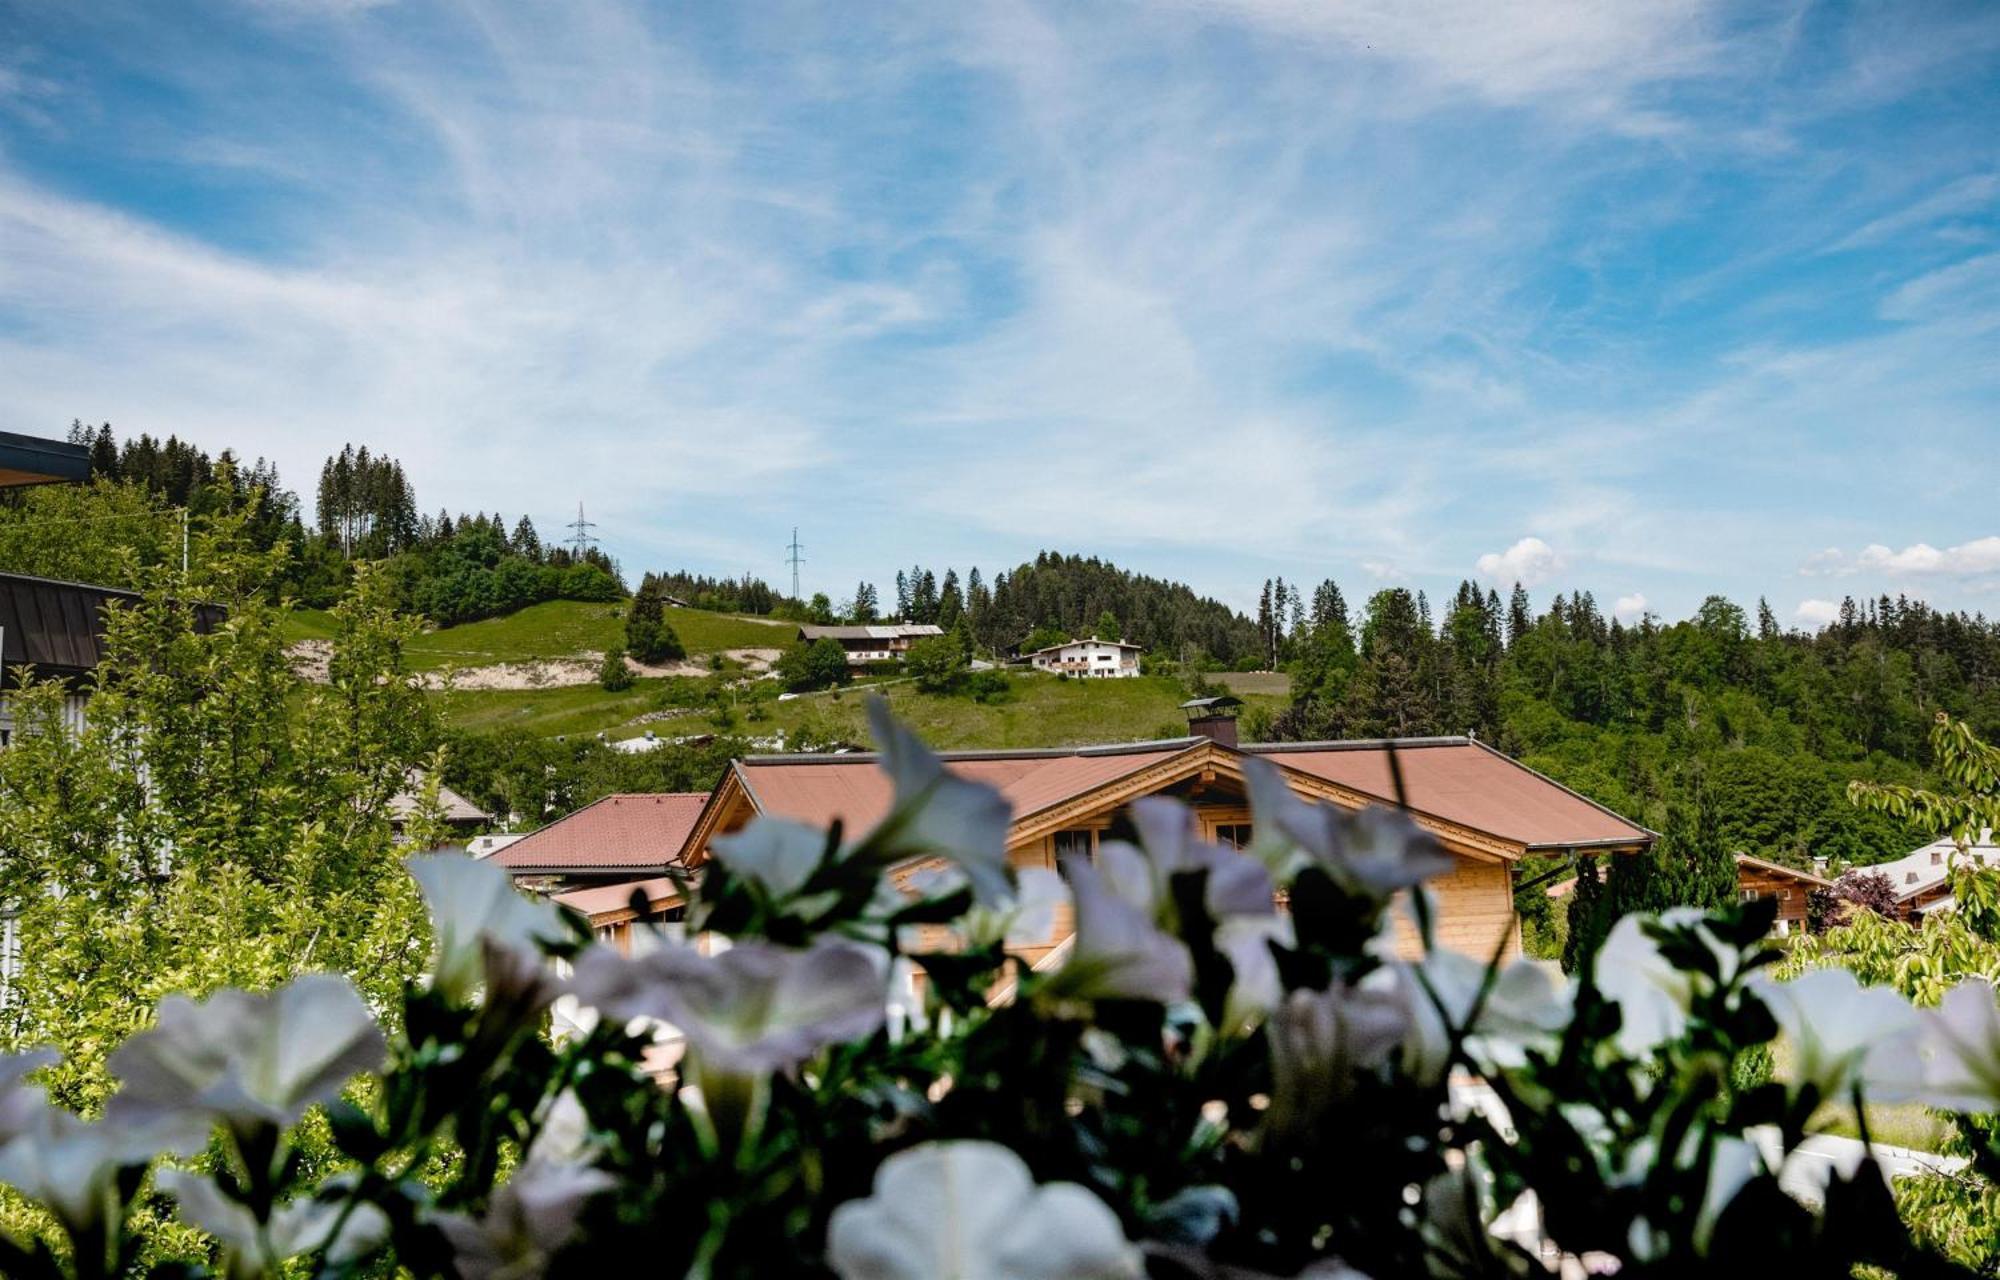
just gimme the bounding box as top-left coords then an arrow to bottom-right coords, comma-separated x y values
565,502 -> 599,560
785,527 -> 805,601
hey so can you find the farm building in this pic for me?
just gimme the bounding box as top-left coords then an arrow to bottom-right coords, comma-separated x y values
796,623 -> 943,665
1026,636 -> 1143,678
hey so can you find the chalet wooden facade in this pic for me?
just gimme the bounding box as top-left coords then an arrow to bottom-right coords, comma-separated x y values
674,734 -> 1655,961
1733,853 -> 1832,936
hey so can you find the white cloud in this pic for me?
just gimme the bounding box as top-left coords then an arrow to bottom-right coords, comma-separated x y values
1361,558 -> 1405,581
1798,547 -> 1844,577
1613,592 -> 1647,622
1794,598 -> 1840,627
1831,173 -> 2000,251
1475,537 -> 1564,587
1804,537 -> 2000,579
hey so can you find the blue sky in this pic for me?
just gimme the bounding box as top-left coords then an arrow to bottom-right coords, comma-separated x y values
1,0 -> 1997,625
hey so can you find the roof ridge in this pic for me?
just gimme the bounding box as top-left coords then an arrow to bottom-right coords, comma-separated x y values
739,737 -> 1206,766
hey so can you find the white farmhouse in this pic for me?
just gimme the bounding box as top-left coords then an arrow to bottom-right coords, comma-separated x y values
1027,636 -> 1143,679
1862,830 -> 2000,919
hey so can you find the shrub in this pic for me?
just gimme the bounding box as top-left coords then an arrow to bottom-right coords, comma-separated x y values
598,646 -> 633,692
777,638 -> 850,692
1,704 -> 1993,1277
906,633 -> 967,693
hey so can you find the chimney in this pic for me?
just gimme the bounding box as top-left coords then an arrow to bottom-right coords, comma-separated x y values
1179,695 -> 1244,748
1188,714 -> 1238,748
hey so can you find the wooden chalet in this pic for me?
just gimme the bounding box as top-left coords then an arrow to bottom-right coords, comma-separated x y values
676,735 -> 1655,961
1733,853 -> 1832,936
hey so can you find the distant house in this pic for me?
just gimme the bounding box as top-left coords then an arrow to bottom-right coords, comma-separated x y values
1863,831 -> 2000,920
492,791 -> 709,901
1734,854 -> 1833,936
388,771 -> 492,844
796,623 -> 943,665
1027,636 -> 1142,679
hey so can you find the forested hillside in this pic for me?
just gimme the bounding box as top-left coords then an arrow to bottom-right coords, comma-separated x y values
1267,580 -> 1999,869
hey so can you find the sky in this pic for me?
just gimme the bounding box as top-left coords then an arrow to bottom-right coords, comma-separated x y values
1,0 -> 1997,626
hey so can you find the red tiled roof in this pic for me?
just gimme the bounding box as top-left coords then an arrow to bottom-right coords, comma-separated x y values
735,746 -> 1191,835
494,793 -> 709,873
722,736 -> 1650,859
553,876 -> 683,924
1248,739 -> 1651,851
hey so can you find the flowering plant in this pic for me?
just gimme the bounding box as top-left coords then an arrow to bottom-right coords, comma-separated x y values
2,702 -> 1997,1278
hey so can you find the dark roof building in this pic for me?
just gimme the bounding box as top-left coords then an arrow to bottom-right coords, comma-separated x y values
0,572 -> 225,689
0,431 -> 89,489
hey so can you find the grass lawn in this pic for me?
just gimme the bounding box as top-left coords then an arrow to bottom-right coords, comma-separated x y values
433,670 -> 1290,749
285,599 -> 795,670
433,677 -> 693,738
1212,670 -> 1293,697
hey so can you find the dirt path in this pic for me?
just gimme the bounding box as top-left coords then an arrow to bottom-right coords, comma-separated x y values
287,642 -> 787,691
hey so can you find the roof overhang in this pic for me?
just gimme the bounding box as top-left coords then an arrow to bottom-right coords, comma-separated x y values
0,432 -> 90,489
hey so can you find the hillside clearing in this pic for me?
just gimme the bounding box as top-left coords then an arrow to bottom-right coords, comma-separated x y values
434,671 -> 1286,748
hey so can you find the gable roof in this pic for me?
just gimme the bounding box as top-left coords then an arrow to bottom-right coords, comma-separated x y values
1864,830 -> 2000,902
688,735 -> 1652,865
1734,852 -> 1834,889
388,771 -> 491,827
494,792 -> 710,874
1246,738 -> 1653,853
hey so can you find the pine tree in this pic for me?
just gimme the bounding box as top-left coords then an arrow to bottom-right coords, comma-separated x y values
852,582 -> 879,624
937,569 -> 964,632
625,578 -> 685,663
1507,583 -> 1532,647
1757,597 -> 1780,642
512,516 -> 543,561
88,424 -> 120,479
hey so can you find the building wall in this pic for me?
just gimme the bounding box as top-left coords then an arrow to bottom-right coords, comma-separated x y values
1029,641 -> 1140,679
1390,857 -> 1520,960
0,692 -> 90,746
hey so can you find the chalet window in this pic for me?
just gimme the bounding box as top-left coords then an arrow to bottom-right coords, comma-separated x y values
1931,849 -> 1944,865
1215,823 -> 1253,849
1052,829 -> 1094,873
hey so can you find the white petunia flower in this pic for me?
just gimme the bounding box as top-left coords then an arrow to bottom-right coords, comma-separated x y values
1242,759 -> 1454,900
0,1049 -> 56,1147
1754,968 -> 1926,1104
826,1141 -> 1141,1280
1215,915 -> 1296,1030
867,699 -> 1015,908
157,1169 -> 389,1277
0,1104 -> 165,1236
1061,847 -> 1193,1003
710,817 -> 834,900
1591,909 -> 1740,1057
106,974 -> 386,1145
410,853 -> 572,1005
1913,978 -> 2000,1113
436,1158 -> 616,1280
570,936 -> 887,1074
1265,983 -> 1409,1136
1400,948 -> 1571,1084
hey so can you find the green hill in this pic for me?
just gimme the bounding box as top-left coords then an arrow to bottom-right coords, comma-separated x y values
433,671 -> 1285,748
287,599 -> 794,671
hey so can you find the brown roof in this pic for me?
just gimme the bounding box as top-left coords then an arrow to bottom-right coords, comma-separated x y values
494,792 -> 709,873
553,875 -> 684,925
389,771 -> 491,827
734,744 -> 1194,835
1247,738 -> 1652,852
1735,853 -> 1833,888
722,735 -> 1650,859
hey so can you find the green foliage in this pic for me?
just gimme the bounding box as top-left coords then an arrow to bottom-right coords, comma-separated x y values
0,520 -> 440,1109
597,646 -> 633,692
906,633 -> 968,693
777,638 -> 851,693
0,720 -> 1976,1278
623,577 -> 686,664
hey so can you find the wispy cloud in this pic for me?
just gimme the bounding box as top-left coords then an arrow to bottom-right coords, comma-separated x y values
0,0 -> 1995,620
